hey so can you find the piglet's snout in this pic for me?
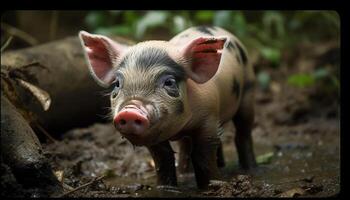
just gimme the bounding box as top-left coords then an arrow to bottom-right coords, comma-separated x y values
114,105 -> 150,135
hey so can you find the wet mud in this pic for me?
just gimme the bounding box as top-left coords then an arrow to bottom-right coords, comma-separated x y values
41,65 -> 340,197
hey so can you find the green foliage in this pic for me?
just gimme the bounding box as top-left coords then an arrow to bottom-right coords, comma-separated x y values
260,47 -> 281,67
172,15 -> 187,34
263,11 -> 285,39
287,74 -> 315,88
195,11 -> 214,22
85,11 -> 111,29
256,152 -> 275,164
213,11 -> 232,28
135,11 -> 169,39
85,11 -> 191,40
213,11 -> 247,37
94,25 -> 131,36
83,11 -> 339,91
257,71 -> 271,91
314,68 -> 340,92
287,67 -> 339,91
84,10 -> 339,48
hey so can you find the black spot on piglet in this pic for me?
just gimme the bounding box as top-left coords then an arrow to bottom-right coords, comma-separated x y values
232,78 -> 240,98
225,41 -> 235,51
225,40 -> 247,66
234,41 -> 248,66
118,47 -> 186,80
196,26 -> 214,35
243,81 -> 255,93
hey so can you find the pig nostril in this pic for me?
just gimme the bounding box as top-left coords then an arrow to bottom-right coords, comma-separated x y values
119,119 -> 126,125
135,119 -> 142,125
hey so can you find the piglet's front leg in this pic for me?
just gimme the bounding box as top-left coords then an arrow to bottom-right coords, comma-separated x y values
147,141 -> 177,186
191,122 -> 222,189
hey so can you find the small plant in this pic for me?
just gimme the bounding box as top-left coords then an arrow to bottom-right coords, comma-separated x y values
287,67 -> 339,97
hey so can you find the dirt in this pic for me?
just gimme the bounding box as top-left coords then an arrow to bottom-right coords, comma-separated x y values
38,74 -> 340,197
38,43 -> 340,198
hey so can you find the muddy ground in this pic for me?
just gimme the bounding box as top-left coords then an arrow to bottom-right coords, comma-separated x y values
39,43 -> 340,198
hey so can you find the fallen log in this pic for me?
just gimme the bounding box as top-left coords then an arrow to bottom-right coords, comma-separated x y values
1,94 -> 62,197
1,35 -> 134,133
1,35 -> 134,196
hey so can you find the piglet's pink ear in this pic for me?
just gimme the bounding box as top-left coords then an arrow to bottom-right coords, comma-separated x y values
181,36 -> 227,83
79,31 -> 126,87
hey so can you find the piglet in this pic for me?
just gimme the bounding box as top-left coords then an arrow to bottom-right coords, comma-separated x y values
79,26 -> 257,189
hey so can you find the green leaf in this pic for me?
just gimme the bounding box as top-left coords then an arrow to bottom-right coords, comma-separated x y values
195,11 -> 214,22
257,71 -> 271,90
135,11 -> 169,39
287,74 -> 315,88
256,152 -> 274,164
313,68 -> 329,79
260,47 -> 281,65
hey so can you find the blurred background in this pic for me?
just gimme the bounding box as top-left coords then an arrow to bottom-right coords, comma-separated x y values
1,10 -> 340,97
1,11 -> 340,197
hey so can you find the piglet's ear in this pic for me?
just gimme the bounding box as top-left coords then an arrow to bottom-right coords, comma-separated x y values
78,31 -> 127,87
181,36 -> 227,84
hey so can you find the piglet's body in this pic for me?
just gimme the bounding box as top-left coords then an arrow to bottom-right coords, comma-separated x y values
79,26 -> 257,189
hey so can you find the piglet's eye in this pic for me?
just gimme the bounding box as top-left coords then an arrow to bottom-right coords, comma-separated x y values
164,78 -> 176,87
115,80 -> 120,88
111,88 -> 118,98
161,75 -> 179,97
111,77 -> 122,99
